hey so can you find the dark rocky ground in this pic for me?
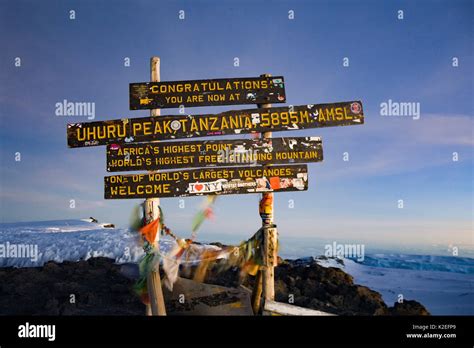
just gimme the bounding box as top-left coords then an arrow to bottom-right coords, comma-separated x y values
0,258 -> 143,315
0,256 -> 430,315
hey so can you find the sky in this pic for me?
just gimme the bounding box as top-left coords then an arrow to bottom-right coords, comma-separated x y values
0,0 -> 472,255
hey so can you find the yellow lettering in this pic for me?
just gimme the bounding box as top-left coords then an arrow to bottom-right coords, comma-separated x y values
142,122 -> 152,135
154,121 -> 163,134
190,118 -> 199,132
76,128 -> 86,141
132,123 -> 142,135
210,117 -> 219,130
199,117 -> 209,131
318,109 -> 326,122
107,125 -> 116,138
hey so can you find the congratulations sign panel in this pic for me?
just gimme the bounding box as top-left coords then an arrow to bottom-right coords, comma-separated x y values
68,101 -> 363,148
129,76 -> 286,109
104,164 -> 308,199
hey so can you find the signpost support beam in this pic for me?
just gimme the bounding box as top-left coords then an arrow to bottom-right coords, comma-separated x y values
145,56 -> 166,316
251,73 -> 277,314
260,74 -> 276,303
262,225 -> 277,299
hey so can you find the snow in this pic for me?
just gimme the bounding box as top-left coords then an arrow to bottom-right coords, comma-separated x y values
343,258 -> 474,316
314,257 -> 345,269
285,255 -> 474,315
0,220 -> 154,267
351,253 -> 474,274
0,219 -> 222,268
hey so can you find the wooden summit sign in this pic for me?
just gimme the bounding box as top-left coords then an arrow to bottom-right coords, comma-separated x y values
104,164 -> 308,199
130,76 -> 286,109
106,137 -> 323,172
67,101 -> 363,148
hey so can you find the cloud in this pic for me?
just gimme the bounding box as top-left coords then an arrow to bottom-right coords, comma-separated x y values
408,114 -> 474,146
276,216 -> 473,247
0,189 -> 106,209
317,113 -> 473,180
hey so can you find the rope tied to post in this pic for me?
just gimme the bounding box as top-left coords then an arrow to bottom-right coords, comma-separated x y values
130,197 -> 279,305
131,196 -> 218,301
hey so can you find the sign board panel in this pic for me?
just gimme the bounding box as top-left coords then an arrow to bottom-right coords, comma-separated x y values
68,101 -> 363,148
129,76 -> 286,109
106,137 -> 323,172
104,164 -> 308,199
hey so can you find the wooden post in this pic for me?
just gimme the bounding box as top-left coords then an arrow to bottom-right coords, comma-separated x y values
259,73 -> 277,302
251,73 -> 278,314
251,270 -> 263,315
262,225 -> 277,300
145,56 -> 167,316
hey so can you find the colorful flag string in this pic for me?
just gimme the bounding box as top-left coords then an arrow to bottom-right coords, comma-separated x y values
130,196 -> 279,304
131,196 -> 218,299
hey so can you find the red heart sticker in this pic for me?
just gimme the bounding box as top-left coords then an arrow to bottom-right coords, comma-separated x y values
194,183 -> 204,191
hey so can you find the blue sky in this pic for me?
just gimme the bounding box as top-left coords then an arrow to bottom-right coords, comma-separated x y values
0,0 -> 472,254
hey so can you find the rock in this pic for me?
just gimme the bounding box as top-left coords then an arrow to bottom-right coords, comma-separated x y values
209,242 -> 226,248
183,256 -> 399,316
0,256 -> 431,316
61,305 -> 78,315
274,279 -> 288,296
44,298 -> 60,315
44,261 -> 61,274
87,257 -> 115,269
110,283 -> 128,293
0,257 -> 143,315
389,300 -> 430,316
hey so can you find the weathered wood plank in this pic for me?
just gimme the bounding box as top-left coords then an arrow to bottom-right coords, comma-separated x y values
106,137 -> 323,172
129,76 -> 286,109
67,101 -> 363,148
104,164 -> 308,199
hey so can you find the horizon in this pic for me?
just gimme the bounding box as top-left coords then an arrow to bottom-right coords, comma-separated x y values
1,217 -> 472,258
